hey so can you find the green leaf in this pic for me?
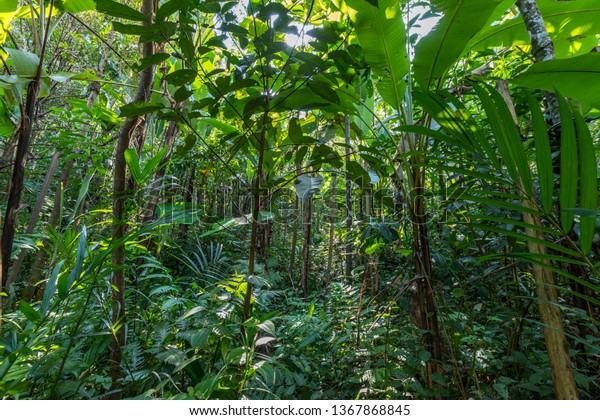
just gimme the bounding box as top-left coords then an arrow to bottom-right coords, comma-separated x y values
41,261 -> 64,317
5,48 -> 40,77
469,0 -> 600,59
141,146 -> 169,182
157,0 -> 190,20
196,117 -> 238,134
378,223 -> 399,242
164,69 -> 197,86
55,0 -> 95,13
134,52 -> 171,71
0,0 -> 18,13
70,171 -> 93,223
493,382 -> 509,399
527,93 -> 553,213
472,84 -> 531,193
112,21 -> 177,41
0,1 -> 19,45
346,160 -> 373,188
412,89 -> 499,166
65,226 -> 87,296
512,54 -> 600,110
574,110 -> 598,254
173,355 -> 203,373
345,0 -> 407,111
288,118 -> 303,144
464,223 -> 579,257
307,81 -> 340,105
0,99 -> 15,136
19,301 -> 41,324
485,84 -> 532,194
419,351 -> 431,362
413,0 -> 502,89
119,102 -> 164,117
175,134 -> 196,156
48,70 -> 99,83
95,0 -> 148,21
556,93 -> 578,231
193,374 -> 220,399
124,148 -> 143,185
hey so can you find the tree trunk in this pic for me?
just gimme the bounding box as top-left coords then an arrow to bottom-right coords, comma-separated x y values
289,161 -> 301,279
1,48 -> 48,287
300,194 -> 313,300
521,205 -> 579,399
257,170 -> 272,271
497,79 -> 578,399
344,115 -> 353,280
179,165 -> 195,235
411,185 -> 444,393
516,0 -> 559,125
108,0 -> 155,398
325,171 -> 337,289
242,93 -> 270,324
6,151 -> 60,294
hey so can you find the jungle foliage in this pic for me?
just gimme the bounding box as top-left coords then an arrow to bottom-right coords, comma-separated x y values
0,0 -> 598,400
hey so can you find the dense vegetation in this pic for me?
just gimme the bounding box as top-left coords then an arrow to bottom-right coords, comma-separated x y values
0,0 -> 598,400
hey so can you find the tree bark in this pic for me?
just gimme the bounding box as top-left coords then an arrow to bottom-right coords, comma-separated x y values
521,205 -> 579,399
300,194 -> 313,300
496,79 -> 578,399
289,161 -> 301,279
325,171 -> 337,289
243,95 -> 270,324
516,0 -> 559,125
6,151 -> 60,293
179,165 -> 195,235
1,1 -> 55,288
1,65 -> 43,287
344,115 -> 353,280
108,0 -> 155,398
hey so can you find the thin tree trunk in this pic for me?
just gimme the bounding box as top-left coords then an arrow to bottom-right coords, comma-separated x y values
108,0 -> 154,398
289,161 -> 301,278
258,170 -> 272,272
411,186 -> 444,393
404,133 -> 443,393
179,165 -> 195,235
325,171 -> 337,289
497,79 -> 578,399
521,203 -> 579,399
242,94 -> 270,324
364,186 -> 379,298
516,0 -> 559,125
300,194 -> 313,300
344,115 -> 353,280
1,1 -> 54,286
6,151 -> 60,293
